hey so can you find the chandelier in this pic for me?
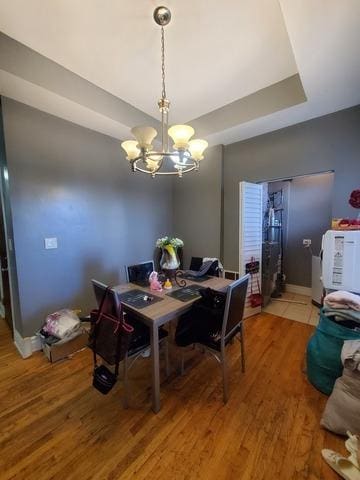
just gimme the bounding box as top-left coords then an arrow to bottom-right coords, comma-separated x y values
121,6 -> 208,178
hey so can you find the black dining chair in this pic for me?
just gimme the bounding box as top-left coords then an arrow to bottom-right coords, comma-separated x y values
179,274 -> 249,403
91,279 -> 169,407
125,261 -> 154,287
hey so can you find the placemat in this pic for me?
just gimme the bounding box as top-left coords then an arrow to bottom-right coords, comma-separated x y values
166,284 -> 203,302
118,289 -> 163,309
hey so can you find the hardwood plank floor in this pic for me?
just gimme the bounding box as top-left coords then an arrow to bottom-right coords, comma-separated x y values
0,314 -> 346,480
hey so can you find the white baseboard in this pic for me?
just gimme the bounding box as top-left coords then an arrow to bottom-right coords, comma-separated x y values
285,283 -> 312,296
14,329 -> 42,359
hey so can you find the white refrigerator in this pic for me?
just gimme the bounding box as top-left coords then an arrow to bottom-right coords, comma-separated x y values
322,230 -> 360,293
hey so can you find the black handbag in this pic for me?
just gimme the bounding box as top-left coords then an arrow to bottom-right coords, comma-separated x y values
175,288 -> 226,347
93,365 -> 118,395
89,287 -> 133,394
198,287 -> 226,310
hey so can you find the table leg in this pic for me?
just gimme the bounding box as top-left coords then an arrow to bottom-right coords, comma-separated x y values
150,323 -> 160,413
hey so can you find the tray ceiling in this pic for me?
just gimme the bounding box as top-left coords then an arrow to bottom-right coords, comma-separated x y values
0,0 -> 359,144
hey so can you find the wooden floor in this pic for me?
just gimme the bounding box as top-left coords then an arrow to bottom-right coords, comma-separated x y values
0,314 -> 346,480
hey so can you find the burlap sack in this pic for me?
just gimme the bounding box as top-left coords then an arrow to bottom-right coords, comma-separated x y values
321,368 -> 360,435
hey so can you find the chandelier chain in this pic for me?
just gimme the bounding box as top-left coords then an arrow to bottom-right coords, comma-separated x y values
161,26 -> 166,100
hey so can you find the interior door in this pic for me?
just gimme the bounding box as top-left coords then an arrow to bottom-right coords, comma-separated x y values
239,181 -> 263,318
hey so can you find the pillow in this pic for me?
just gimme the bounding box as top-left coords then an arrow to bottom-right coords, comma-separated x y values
321,368 -> 360,435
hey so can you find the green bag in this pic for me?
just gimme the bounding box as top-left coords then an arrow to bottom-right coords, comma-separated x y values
306,310 -> 360,395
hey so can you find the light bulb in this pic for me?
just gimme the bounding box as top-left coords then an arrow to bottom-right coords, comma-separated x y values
131,126 -> 157,150
121,140 -> 140,160
168,124 -> 194,150
188,139 -> 208,161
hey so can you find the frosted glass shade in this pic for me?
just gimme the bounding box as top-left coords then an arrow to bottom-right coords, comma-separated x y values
146,154 -> 161,171
168,124 -> 194,149
131,126 -> 157,149
146,159 -> 160,171
121,140 -> 140,160
188,139 -> 208,161
148,154 -> 162,161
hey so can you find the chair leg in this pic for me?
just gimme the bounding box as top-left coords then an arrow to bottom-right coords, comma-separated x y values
221,350 -> 229,403
240,323 -> 246,373
164,339 -> 170,378
180,352 -> 185,376
122,354 -> 129,409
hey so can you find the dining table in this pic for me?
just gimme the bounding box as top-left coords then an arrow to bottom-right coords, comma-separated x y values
114,275 -> 233,413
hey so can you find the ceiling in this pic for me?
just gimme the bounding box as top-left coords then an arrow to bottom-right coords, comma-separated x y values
0,0 -> 359,145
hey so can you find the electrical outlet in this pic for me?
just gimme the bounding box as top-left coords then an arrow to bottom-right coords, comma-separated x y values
45,237 -> 58,249
303,239 -> 312,247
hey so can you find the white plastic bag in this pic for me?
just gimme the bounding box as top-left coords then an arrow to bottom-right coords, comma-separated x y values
43,309 -> 80,340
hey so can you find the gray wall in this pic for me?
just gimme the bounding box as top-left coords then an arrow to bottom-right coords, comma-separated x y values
269,174 -> 334,287
3,97 -> 360,335
2,98 -> 172,337
172,145 -> 223,268
224,105 -> 360,270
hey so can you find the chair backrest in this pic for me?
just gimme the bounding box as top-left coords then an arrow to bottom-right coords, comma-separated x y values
189,256 -> 203,271
91,279 -> 118,317
221,274 -> 250,341
125,261 -> 154,286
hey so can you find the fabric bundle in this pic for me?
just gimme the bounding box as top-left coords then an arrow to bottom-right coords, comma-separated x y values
341,340 -> 360,372
324,290 -> 360,311
40,309 -> 81,342
323,291 -> 360,326
321,339 -> 360,435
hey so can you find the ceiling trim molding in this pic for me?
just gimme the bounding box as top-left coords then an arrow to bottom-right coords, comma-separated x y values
190,74 -> 306,138
0,32 -> 160,133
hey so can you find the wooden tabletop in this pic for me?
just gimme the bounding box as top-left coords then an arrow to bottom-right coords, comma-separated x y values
113,276 -> 233,326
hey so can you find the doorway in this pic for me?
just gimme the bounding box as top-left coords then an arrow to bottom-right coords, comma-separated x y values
0,99 -> 13,333
0,200 -> 12,330
261,172 -> 334,325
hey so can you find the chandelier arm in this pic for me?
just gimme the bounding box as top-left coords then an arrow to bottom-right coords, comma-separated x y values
131,151 -> 198,164
133,163 -> 198,176
133,155 -> 198,173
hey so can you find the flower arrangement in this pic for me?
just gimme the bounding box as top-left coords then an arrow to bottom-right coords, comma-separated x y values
156,236 -> 184,249
331,188 -> 360,230
349,189 -> 360,209
156,236 -> 183,273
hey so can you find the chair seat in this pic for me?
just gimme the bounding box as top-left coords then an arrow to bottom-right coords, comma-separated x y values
199,325 -> 240,352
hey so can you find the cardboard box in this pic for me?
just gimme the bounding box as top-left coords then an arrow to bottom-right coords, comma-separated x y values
42,331 -> 89,363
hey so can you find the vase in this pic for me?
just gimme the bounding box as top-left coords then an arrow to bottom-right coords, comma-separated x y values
160,245 -> 180,278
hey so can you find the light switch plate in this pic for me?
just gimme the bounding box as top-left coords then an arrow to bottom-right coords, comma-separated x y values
45,237 -> 58,249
